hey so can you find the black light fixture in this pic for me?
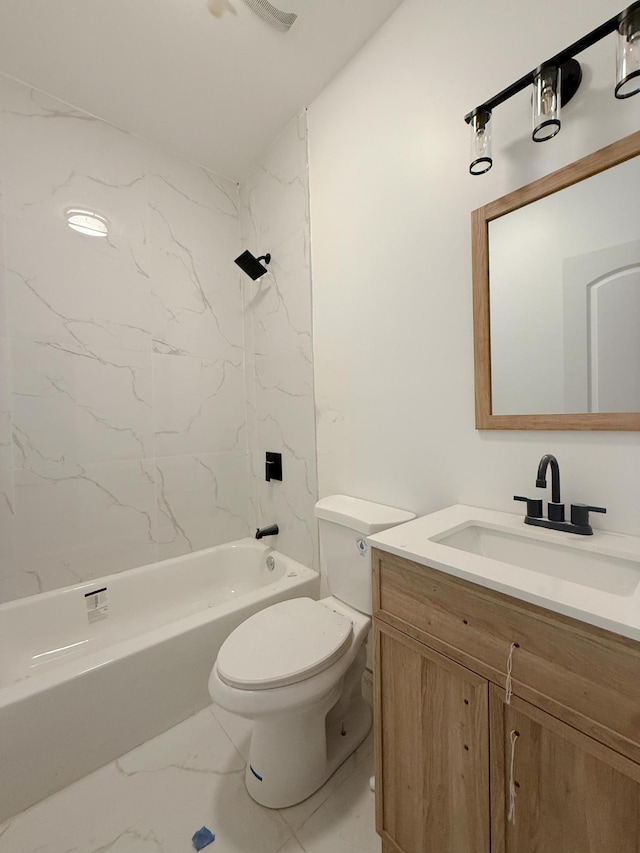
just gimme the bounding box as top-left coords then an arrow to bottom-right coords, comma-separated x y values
465,1 -> 640,174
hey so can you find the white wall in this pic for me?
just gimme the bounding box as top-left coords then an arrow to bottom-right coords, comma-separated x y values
240,114 -> 319,570
309,0 -> 640,536
0,74 -> 250,602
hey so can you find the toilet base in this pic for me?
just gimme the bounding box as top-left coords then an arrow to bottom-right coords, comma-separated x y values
244,648 -> 372,809
245,693 -> 372,809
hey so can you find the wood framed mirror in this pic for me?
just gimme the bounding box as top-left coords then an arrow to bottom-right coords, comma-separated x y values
472,129 -> 640,431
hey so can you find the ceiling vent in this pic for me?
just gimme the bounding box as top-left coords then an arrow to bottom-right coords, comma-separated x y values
241,0 -> 311,32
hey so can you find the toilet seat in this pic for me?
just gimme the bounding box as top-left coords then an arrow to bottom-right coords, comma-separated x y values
216,598 -> 353,691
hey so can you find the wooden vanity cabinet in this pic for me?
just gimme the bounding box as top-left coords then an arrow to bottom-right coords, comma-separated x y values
373,549 -> 640,853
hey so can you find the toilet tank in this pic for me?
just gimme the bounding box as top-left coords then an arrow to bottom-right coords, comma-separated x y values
314,495 -> 415,615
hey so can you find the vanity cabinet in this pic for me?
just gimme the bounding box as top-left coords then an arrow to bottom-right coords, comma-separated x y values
373,548 -> 640,853
377,624 -> 490,853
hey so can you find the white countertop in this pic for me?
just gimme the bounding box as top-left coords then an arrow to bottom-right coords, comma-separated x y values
368,504 -> 640,643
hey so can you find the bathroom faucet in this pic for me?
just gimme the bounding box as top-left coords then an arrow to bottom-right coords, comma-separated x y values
255,524 -> 279,539
514,454 -> 606,535
535,454 -> 564,521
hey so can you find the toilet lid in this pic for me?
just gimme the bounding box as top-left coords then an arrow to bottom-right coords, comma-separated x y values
216,598 -> 353,690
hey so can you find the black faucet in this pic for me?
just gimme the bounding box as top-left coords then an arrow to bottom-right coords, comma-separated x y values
514,454 -> 606,535
255,524 -> 279,539
535,454 -> 564,522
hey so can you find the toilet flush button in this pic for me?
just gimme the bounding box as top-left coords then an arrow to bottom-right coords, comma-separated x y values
356,538 -> 367,556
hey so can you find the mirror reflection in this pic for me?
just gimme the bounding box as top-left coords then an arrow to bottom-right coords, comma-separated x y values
489,155 -> 640,415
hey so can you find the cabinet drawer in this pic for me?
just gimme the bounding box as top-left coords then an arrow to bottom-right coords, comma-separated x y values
374,549 -> 640,762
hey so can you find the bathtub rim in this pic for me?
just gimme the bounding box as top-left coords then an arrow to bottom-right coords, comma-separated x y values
0,540 -> 317,705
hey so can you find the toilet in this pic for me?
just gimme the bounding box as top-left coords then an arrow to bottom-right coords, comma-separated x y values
208,495 -> 415,808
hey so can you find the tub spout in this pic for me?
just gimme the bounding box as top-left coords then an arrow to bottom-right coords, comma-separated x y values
255,524 -> 279,539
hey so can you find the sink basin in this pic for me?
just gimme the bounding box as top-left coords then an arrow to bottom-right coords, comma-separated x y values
368,504 -> 640,642
433,523 -> 640,596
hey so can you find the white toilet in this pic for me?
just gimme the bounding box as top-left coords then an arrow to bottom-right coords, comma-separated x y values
208,494 -> 415,808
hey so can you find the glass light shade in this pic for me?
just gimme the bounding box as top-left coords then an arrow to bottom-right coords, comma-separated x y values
532,66 -> 561,142
65,209 -> 109,237
615,4 -> 640,98
469,110 -> 493,175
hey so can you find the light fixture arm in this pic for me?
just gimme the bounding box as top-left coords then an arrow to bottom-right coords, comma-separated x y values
464,1 -> 639,124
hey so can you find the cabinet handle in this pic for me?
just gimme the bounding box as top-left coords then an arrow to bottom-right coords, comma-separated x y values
505,642 -> 519,704
507,729 -> 520,824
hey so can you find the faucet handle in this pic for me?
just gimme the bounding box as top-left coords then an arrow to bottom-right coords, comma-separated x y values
570,503 -> 607,528
514,496 -> 543,518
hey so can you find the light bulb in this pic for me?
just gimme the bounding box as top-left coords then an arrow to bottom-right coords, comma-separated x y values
469,110 -> 493,175
532,67 -> 561,142
616,5 -> 640,99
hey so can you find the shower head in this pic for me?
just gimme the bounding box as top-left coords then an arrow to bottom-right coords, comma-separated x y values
234,250 -> 271,280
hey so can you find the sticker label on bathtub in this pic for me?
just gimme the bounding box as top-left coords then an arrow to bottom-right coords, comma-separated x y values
85,587 -> 109,624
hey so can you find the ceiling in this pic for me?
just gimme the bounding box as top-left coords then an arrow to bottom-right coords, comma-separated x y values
0,0 -> 403,180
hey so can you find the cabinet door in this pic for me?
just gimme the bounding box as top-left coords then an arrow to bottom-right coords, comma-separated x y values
375,622 -> 490,853
490,684 -> 640,853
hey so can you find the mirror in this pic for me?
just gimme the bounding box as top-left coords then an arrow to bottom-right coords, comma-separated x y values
472,130 -> 640,430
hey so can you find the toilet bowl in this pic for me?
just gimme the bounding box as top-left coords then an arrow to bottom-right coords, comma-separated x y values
208,495 -> 415,808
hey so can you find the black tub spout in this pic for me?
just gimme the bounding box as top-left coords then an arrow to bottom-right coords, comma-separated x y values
255,524 -> 279,539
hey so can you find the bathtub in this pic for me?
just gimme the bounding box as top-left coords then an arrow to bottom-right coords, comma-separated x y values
0,539 -> 318,822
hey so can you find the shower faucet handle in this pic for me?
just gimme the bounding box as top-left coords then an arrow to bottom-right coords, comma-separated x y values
265,451 -> 282,482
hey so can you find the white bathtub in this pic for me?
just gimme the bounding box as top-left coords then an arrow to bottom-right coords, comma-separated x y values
0,539 -> 318,822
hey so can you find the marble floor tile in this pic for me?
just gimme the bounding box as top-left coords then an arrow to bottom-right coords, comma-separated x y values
0,706 -> 381,853
209,702 -> 253,762
276,838 -> 307,853
293,733 -> 380,853
0,708 -> 292,853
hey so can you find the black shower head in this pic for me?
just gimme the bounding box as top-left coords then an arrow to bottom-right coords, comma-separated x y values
234,250 -> 271,281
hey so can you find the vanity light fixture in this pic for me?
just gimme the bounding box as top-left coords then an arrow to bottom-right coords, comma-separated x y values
469,109 -> 493,174
65,208 -> 109,237
616,3 -> 640,97
465,1 -> 640,173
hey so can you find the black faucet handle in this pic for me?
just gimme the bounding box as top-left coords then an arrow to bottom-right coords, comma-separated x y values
514,496 -> 543,518
547,502 -> 565,523
570,503 -> 607,528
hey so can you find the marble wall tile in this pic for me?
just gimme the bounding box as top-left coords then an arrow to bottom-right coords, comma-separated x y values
0,74 -> 252,602
12,339 -> 153,469
6,229 -> 153,354
240,112 -> 319,572
249,450 -> 317,570
254,351 -> 316,460
0,469 -> 16,602
1,77 -> 152,355
250,230 -> 312,359
147,161 -> 243,362
0,338 -> 12,471
152,353 -> 246,458
13,460 -> 157,595
155,452 -> 250,560
0,178 -> 6,340
239,113 -> 309,252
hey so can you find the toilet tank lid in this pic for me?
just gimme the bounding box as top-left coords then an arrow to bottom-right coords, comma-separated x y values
314,495 -> 415,535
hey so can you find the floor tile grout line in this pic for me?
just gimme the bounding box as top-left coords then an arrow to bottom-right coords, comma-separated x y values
283,746 -> 370,839
274,830 -> 308,853
206,703 -> 250,769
